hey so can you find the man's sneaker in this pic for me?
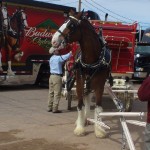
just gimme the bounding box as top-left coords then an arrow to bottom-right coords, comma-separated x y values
47,108 -> 52,112
52,110 -> 62,113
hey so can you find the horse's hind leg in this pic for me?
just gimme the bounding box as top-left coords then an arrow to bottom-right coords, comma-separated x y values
94,105 -> 106,138
5,44 -> 15,75
94,82 -> 107,138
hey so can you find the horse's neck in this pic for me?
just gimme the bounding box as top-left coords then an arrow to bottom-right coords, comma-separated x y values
79,25 -> 102,63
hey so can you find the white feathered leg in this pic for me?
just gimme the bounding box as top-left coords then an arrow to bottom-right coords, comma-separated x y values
7,61 -> 15,76
74,107 -> 86,136
84,93 -> 91,120
94,106 -> 107,138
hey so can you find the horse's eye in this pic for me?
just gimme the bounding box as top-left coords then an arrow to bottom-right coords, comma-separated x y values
68,23 -> 75,30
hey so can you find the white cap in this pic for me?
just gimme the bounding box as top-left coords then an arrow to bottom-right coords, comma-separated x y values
49,47 -> 56,54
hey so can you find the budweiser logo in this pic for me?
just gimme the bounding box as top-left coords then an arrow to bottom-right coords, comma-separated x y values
25,27 -> 53,38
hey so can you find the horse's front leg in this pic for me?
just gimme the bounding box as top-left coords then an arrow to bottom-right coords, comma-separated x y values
5,43 -> 15,75
84,92 -> 92,124
74,99 -> 86,136
74,75 -> 86,136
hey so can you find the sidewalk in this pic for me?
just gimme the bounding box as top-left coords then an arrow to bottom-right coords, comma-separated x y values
0,85 -> 147,150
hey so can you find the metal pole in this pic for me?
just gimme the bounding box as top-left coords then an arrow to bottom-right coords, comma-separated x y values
78,0 -> 81,12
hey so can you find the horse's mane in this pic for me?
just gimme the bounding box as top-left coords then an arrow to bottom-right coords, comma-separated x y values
81,18 -> 99,38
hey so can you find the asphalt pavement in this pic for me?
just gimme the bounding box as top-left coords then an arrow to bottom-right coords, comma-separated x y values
0,84 -> 147,150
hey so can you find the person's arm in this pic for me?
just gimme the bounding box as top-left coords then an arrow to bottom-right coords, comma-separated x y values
59,52 -> 72,62
138,76 -> 150,101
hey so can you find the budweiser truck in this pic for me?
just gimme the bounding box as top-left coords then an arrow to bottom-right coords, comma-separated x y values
0,0 -> 75,85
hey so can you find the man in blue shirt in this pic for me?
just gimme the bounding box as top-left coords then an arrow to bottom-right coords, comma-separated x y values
48,47 -> 72,113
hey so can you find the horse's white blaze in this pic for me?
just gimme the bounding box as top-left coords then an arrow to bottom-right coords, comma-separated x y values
51,20 -> 70,47
1,7 -> 8,27
21,11 -> 28,27
74,107 -> 86,136
94,106 -> 107,138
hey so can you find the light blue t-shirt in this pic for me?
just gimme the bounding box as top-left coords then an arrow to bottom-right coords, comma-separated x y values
49,52 -> 71,74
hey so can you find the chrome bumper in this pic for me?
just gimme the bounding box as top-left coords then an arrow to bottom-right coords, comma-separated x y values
133,72 -> 147,78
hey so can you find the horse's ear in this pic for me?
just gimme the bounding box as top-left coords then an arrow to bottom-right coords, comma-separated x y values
77,9 -> 84,19
69,9 -> 76,16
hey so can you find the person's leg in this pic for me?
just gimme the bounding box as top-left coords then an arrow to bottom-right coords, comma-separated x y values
145,123 -> 150,150
48,76 -> 54,111
53,75 -> 62,112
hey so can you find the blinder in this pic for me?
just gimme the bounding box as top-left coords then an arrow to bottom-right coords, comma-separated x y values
57,16 -> 81,45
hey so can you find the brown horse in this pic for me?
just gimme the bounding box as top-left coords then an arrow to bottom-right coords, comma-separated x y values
5,8 -> 28,75
0,5 -> 9,72
51,10 -> 111,138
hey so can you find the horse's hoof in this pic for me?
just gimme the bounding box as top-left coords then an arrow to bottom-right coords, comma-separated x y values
7,70 -> 15,76
95,128 -> 107,138
14,52 -> 24,62
74,127 -> 85,136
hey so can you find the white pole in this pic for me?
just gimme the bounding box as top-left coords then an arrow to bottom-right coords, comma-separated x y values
121,119 -> 136,150
78,0 -> 81,12
99,112 -> 145,117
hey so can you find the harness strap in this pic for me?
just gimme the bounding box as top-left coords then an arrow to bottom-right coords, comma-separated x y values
79,46 -> 111,69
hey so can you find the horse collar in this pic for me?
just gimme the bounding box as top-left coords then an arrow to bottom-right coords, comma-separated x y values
79,46 -> 111,69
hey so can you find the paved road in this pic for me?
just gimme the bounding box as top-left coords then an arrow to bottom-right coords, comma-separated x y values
0,84 -> 147,150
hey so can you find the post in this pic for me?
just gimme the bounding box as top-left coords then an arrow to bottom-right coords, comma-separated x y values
78,0 -> 81,12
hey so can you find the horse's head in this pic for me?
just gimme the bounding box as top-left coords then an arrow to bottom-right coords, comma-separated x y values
11,8 -> 28,31
51,10 -> 83,48
1,6 -> 8,28
17,9 -> 28,28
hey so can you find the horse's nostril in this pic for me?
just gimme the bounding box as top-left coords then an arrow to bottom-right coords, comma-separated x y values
52,41 -> 56,45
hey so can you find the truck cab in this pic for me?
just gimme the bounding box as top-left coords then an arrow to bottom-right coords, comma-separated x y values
134,28 -> 150,78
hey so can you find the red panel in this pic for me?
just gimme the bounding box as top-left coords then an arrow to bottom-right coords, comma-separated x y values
90,20 -> 137,74
1,4 -> 66,64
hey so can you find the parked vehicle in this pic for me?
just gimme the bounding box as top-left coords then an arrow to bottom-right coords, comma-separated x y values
134,28 -> 150,79
0,0 -> 102,86
0,0 -> 75,85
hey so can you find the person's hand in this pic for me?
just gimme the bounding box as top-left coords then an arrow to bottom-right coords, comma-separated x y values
69,51 -> 72,55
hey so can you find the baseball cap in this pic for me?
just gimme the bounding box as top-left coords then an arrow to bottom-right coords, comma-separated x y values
49,47 -> 56,54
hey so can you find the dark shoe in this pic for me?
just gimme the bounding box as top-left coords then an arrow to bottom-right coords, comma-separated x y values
52,110 -> 62,113
47,108 -> 52,112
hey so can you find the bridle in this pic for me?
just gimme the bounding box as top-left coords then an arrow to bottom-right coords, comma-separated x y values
57,16 -> 81,44
11,9 -> 28,30
1,6 -> 8,28
19,9 -> 28,28
17,9 -> 27,29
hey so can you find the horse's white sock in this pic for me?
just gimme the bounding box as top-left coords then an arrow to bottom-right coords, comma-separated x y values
8,61 -> 12,70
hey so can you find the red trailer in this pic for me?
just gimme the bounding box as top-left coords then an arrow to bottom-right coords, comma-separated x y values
90,20 -> 138,76
0,0 -> 75,85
